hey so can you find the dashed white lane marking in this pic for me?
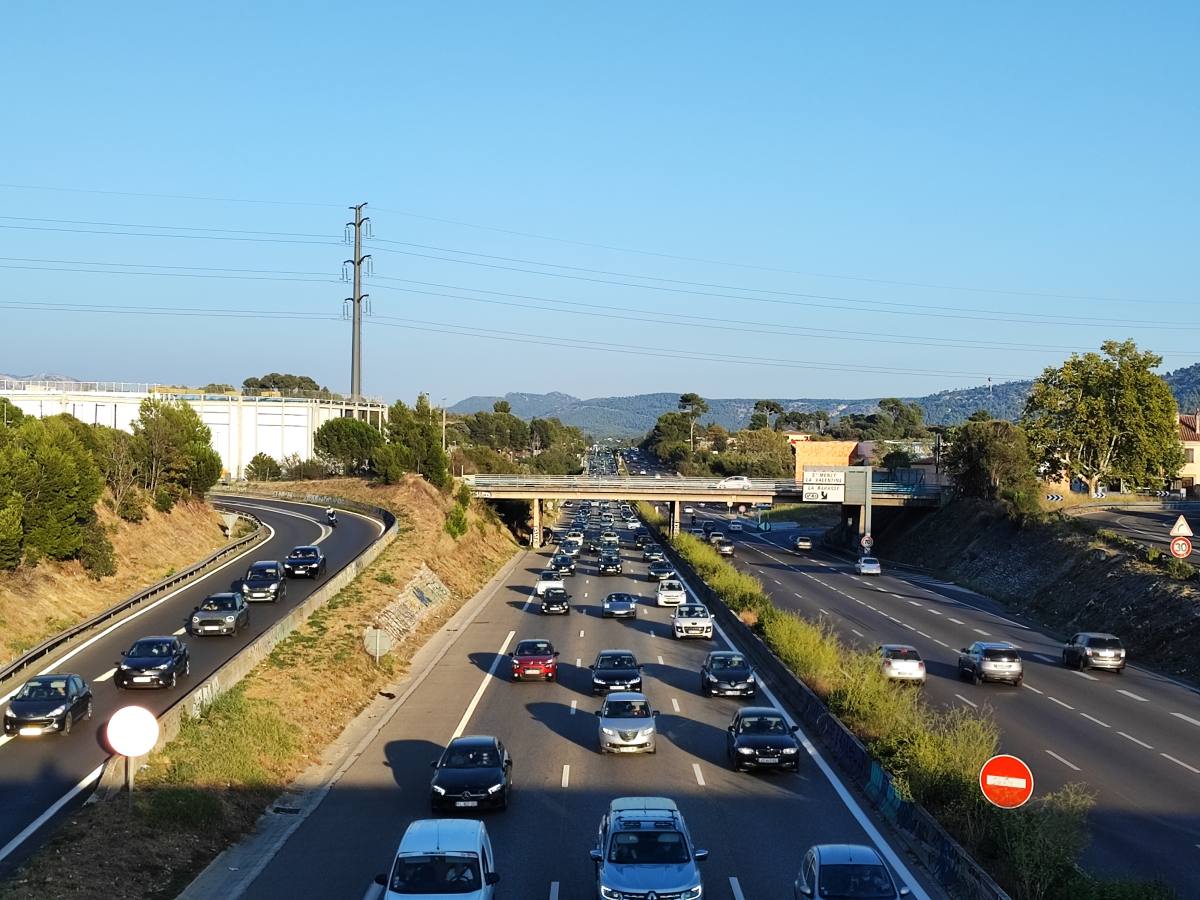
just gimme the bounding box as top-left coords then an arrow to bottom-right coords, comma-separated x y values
908,600 -> 922,607
1172,712 -> 1200,728
692,763 -> 706,786
955,693 -> 978,709
172,627 -> 187,636
657,655 -> 664,664
794,592 -> 803,598
972,628 -> 991,636
95,668 -> 116,682
452,630 -> 515,739
1161,754 -> 1200,774
1032,653 -> 1056,663
1073,670 -> 1098,681
1118,731 -> 1153,749
1080,712 -> 1110,728
902,624 -> 916,631
818,608 -> 829,616
925,608 -> 942,616
1118,689 -> 1149,702
1047,696 -> 1074,710
578,630 -> 585,637
917,631 -> 931,639
575,658 -> 581,667
729,876 -> 747,900
948,617 -> 965,625
851,629 -> 864,637
1046,749 -> 1080,771
671,698 -> 680,713
570,700 -> 577,716
1023,684 -> 1044,694
934,639 -> 950,648
549,881 -> 560,900
561,765 -> 571,788
772,578 -> 782,585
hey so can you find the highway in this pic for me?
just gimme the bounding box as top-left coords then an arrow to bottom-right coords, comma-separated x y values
1073,504 -> 1200,563
687,507 -> 1200,895
0,496 -> 385,873
230,505 -> 939,900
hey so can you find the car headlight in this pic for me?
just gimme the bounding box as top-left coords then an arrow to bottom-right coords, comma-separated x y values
746,673 -> 756,682
593,677 -> 605,684
682,888 -> 703,900
706,673 -> 718,681
600,888 -> 621,900
431,785 -> 446,796
487,783 -> 505,795
224,615 -> 235,623
737,747 -> 755,755
783,747 -> 799,754
49,704 -> 68,717
191,616 -> 200,624
3,708 -> 14,718
119,662 -> 133,671
154,662 -> 171,670
267,583 -> 278,591
601,727 -> 616,736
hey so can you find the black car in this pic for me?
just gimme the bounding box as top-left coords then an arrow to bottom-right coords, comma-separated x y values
242,560 -> 286,602
550,554 -> 576,576
540,587 -> 571,615
3,674 -> 92,737
115,635 -> 190,689
727,707 -> 801,772
597,551 -> 623,575
700,651 -> 757,697
586,532 -> 604,553
589,650 -> 644,694
647,560 -> 675,581
642,545 -> 665,563
633,532 -> 651,548
283,545 -> 326,579
430,735 -> 512,812
191,592 -> 250,636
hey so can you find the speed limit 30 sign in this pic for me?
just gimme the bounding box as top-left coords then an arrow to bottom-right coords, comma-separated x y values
1171,536 -> 1192,559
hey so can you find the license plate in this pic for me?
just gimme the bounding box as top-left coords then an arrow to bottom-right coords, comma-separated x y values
454,801 -> 478,808
524,669 -> 540,675
619,745 -> 640,752
1100,651 -> 1113,657
723,689 -> 741,695
758,757 -> 779,764
18,726 -> 41,736
202,626 -> 220,631
995,664 -> 1013,670
133,676 -> 153,682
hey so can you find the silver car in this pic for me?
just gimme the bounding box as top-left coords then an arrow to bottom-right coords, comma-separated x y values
596,692 -> 658,754
795,843 -> 909,899
958,641 -> 1023,686
591,797 -> 707,899
879,644 -> 926,684
854,556 -> 882,575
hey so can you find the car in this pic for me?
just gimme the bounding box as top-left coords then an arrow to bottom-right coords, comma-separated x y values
565,530 -> 585,543
600,529 -> 620,543
633,532 -> 651,548
115,635 -> 190,689
639,469 -> 649,475
3,674 -> 93,737
560,539 -> 582,558
601,592 -> 638,619
726,706 -> 802,772
656,579 -> 687,607
241,560 -> 286,603
429,735 -> 512,812
597,551 -> 623,575
714,475 -> 752,490
642,545 -> 666,563
672,604 -> 714,639
549,553 -> 576,576
1062,632 -> 1126,672
374,818 -> 501,899
647,560 -> 675,581
793,535 -> 813,552
596,692 -> 659,754
599,538 -> 620,556
586,532 -> 604,552
728,520 -> 744,533
509,638 -> 558,681
716,539 -> 735,556
683,506 -> 695,514
687,527 -> 707,538
534,570 -> 565,597
794,843 -> 909,899
539,587 -> 571,614
854,556 -> 882,575
190,592 -> 250,636
701,520 -> 716,534
589,649 -> 643,693
283,545 -> 326,579
590,797 -> 707,900
879,644 -> 926,684
958,641 -> 1024,686
706,531 -> 725,545
700,650 -> 757,697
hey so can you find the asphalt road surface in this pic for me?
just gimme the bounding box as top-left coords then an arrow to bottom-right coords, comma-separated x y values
0,496 -> 385,873
236,514 -> 938,900
1074,505 -> 1200,562
692,507 -> 1200,896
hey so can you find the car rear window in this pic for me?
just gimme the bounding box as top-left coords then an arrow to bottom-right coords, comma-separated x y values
1087,637 -> 1123,649
983,648 -> 1020,661
885,648 -> 921,661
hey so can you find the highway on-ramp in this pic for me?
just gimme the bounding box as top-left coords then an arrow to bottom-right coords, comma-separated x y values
1073,504 -> 1200,563
0,496 -> 385,874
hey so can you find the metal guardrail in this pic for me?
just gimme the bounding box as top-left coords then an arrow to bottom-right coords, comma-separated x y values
0,505 -> 267,688
210,487 -> 397,528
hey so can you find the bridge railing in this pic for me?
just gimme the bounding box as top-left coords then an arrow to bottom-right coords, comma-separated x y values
463,474 -> 942,499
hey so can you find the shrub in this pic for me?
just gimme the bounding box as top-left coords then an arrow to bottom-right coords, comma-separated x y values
245,452 -> 282,481
80,520 -> 117,578
116,486 -> 147,522
455,483 -> 472,508
0,493 -> 22,570
1165,557 -> 1196,580
153,486 -> 177,513
281,454 -> 329,481
445,504 -> 468,539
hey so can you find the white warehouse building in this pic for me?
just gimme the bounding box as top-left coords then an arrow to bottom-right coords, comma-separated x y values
0,380 -> 387,479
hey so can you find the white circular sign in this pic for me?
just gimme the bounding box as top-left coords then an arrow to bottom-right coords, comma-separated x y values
106,705 -> 161,757
861,534 -> 875,549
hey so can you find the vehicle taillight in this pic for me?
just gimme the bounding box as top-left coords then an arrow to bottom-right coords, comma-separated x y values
883,659 -> 892,668
917,661 -> 925,669
1085,648 -> 1094,656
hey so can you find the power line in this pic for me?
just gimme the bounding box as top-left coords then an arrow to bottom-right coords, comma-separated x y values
0,223 -> 339,248
0,215 -> 334,239
0,182 -> 344,209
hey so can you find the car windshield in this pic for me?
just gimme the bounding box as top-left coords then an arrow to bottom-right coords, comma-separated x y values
15,679 -> 68,701
129,640 -> 173,657
885,648 -> 921,661
202,596 -> 237,611
544,589 -> 567,599
597,655 -> 636,670
291,548 -> 318,559
739,715 -> 789,734
608,831 -> 690,864
248,565 -> 278,578
388,855 -> 482,894
678,607 -> 708,618
604,699 -> 651,718
983,648 -> 1020,661
818,862 -> 895,898
606,594 -> 630,604
441,746 -> 499,768
661,581 -> 682,591
540,572 -> 558,580
712,655 -> 746,670
516,641 -> 552,656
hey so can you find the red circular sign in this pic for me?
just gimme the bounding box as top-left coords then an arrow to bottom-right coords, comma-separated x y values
979,754 -> 1034,809
1170,536 -> 1192,559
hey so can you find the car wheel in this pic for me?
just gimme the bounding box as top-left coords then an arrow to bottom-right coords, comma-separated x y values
184,659 -> 191,677
499,787 -> 509,810
1061,651 -> 1070,667
85,701 -> 94,721
1078,655 -> 1087,671
60,712 -> 72,736
971,668 -> 982,686
168,672 -> 177,689
1014,675 -> 1024,687
1115,666 -> 1124,675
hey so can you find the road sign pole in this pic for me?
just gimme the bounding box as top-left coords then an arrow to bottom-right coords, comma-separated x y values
863,467 -> 873,538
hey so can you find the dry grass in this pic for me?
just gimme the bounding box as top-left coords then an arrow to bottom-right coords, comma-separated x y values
0,500 -> 226,664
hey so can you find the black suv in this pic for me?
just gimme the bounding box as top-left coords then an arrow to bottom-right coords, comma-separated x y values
283,545 -> 326,579
727,706 -> 801,772
700,650 -> 757,697
242,560 -> 286,603
647,560 -> 675,581
115,635 -> 190,689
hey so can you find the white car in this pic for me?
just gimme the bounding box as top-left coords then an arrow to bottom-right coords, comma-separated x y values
534,571 -> 565,597
656,579 -> 687,607
855,557 -> 882,576
714,476 -> 752,490
879,644 -> 926,684
727,520 -> 744,533
793,536 -> 813,552
672,604 -> 714,639
375,819 -> 500,899
683,506 -> 695,514
565,530 -> 584,543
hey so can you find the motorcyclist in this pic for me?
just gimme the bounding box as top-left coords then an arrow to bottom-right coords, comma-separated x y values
325,506 -> 337,526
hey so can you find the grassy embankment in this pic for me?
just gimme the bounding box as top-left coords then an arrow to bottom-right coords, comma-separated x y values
0,476 -> 519,900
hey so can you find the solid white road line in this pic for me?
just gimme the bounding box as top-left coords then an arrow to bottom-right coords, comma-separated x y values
561,765 -> 571,788
1047,696 -> 1075,710
948,617 -> 965,625
94,667 -> 116,682
692,763 -> 706,786
549,882 -> 560,900
570,700 -> 577,716
955,694 -> 978,709
1073,670 -> 1098,681
1171,712 -> 1200,728
671,698 -> 680,713
1118,731 -> 1154,749
0,762 -> 106,864
729,876 -> 747,900
1160,753 -> 1200,775
451,630 -> 515,739
1118,689 -> 1149,702
1080,712 -> 1110,728
1046,749 -> 1080,771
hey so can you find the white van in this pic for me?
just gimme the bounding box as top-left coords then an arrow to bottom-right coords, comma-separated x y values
374,819 -> 500,899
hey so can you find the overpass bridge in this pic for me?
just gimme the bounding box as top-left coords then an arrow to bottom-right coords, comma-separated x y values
462,472 -> 942,546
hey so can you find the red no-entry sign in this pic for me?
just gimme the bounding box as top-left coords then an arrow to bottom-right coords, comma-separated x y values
979,754 -> 1034,809
1170,536 -> 1192,559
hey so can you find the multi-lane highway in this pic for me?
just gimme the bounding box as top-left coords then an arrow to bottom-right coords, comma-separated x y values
0,496 -> 384,873
687,506 -> 1200,895
223,500 -> 939,900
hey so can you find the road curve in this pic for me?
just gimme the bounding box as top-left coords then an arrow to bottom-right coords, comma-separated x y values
0,496 -> 384,874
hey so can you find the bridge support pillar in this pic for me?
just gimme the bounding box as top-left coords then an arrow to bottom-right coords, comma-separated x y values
531,498 -> 541,548
670,500 -> 681,538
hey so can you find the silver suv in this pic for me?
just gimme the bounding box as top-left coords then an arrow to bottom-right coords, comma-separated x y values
1061,632 -> 1125,673
590,797 -> 707,900
596,692 -> 658,754
957,641 -> 1023,686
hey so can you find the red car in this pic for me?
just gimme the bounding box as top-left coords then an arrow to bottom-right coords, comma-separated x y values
510,638 -> 559,682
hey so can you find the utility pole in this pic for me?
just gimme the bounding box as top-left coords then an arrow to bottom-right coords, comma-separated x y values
344,203 -> 371,401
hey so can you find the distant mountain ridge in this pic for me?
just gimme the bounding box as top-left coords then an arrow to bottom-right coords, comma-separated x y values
454,363 -> 1200,438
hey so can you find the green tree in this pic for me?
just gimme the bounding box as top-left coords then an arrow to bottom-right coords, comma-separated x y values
314,417 -> 383,475
881,448 -> 916,473
492,400 -> 512,415
245,452 -> 282,481
202,383 -> 236,393
678,393 -> 709,452
945,419 -> 1040,513
713,428 -> 794,479
243,373 -> 326,394
92,426 -> 140,513
0,398 -> 25,428
132,398 -> 221,496
704,423 -> 730,452
0,493 -> 23,570
1022,340 -> 1184,496
750,399 -> 784,431
384,395 -> 450,488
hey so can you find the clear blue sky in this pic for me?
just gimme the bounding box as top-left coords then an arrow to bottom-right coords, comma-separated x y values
1,1 -> 1197,405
